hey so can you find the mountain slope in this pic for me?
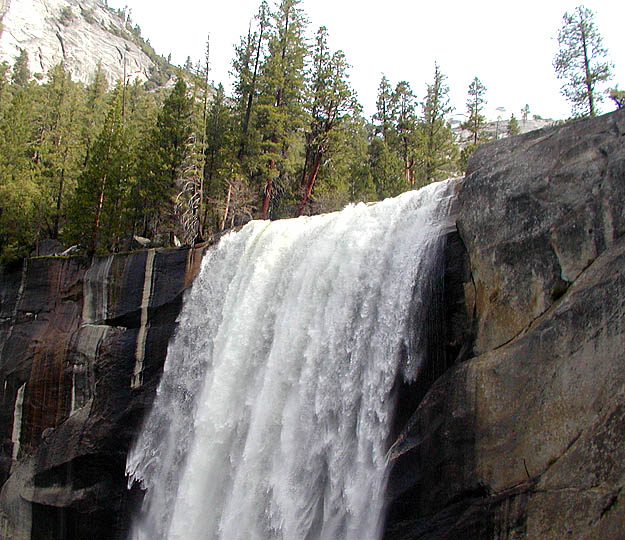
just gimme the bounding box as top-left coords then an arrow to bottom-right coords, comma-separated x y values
0,0 -> 171,86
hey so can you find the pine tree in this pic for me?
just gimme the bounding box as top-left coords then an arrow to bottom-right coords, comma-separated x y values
608,87 -> 625,110
368,135 -> 405,199
507,113 -> 520,136
80,63 -> 109,167
34,63 -> 83,238
553,5 -> 612,117
0,83 -> 42,261
11,49 -> 30,87
297,26 -> 357,216
0,62 -> 10,116
254,0 -> 308,218
391,80 -> 418,186
134,76 -> 192,240
373,75 -> 394,141
66,89 -> 132,253
233,1 -> 270,161
417,63 -> 457,186
463,76 -> 488,146
176,38 -> 212,244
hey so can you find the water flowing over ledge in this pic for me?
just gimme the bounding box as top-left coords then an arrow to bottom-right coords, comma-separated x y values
126,180 -> 456,540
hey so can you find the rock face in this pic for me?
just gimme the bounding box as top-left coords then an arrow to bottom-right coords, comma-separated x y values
0,0 -> 159,86
0,109 -> 623,539
384,108 -> 625,539
0,246 -> 205,539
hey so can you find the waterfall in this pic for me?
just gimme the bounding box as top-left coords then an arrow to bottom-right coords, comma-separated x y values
126,180 -> 455,540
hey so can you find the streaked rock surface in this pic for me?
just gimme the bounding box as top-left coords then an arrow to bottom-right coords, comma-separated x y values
0,245 -> 204,538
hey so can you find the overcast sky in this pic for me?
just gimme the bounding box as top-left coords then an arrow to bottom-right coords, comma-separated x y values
108,0 -> 624,121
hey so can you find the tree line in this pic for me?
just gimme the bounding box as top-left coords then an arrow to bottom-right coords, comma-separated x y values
0,0 -> 619,263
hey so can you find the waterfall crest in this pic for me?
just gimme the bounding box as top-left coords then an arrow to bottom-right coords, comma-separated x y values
126,180 -> 455,540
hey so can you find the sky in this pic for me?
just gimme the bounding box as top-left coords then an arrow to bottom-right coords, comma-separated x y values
108,0 -> 624,121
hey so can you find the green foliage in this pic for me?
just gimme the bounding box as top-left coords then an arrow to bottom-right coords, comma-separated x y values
463,76 -> 488,146
553,5 -> 612,117
34,63 -> 85,238
373,75 -> 394,141
297,26 -> 358,215
368,137 -> 407,199
65,89 -> 134,253
507,113 -> 520,136
59,6 -> 74,26
458,143 -> 477,173
252,0 -> 308,218
133,76 -> 193,240
0,84 -> 43,262
390,80 -> 419,186
415,63 -> 457,186
12,49 -> 30,87
608,87 -> 624,110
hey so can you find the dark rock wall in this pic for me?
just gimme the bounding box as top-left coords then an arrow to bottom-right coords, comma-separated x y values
0,246 -> 205,539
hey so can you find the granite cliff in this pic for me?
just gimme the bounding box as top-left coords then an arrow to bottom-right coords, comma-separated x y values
0,0 -> 168,87
0,109 -> 623,539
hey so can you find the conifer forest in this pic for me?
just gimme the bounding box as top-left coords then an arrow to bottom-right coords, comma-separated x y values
0,0 -> 618,263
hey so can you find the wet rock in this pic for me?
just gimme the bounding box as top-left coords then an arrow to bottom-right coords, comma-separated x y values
0,245 -> 206,539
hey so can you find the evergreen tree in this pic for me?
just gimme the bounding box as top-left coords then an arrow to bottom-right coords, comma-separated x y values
391,81 -> 418,186
507,113 -> 520,136
417,63 -> 457,186
608,87 -> 625,110
134,76 -> 192,240
342,116 -> 375,203
254,0 -> 308,218
0,62 -> 10,116
314,113 -> 373,211
11,49 -> 30,87
176,38 -> 212,244
553,5 -> 612,117
80,63 -> 109,166
66,89 -> 132,253
34,63 -> 83,238
373,75 -> 394,141
463,76 -> 488,146
0,83 -> 42,261
298,26 -> 357,216
204,84 -> 247,231
368,135 -> 406,199
233,1 -> 270,161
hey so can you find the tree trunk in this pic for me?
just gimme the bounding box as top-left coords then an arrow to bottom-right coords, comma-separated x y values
91,174 -> 107,253
239,22 -> 265,160
580,23 -> 595,116
220,182 -> 232,231
261,159 -> 275,219
297,152 -> 322,217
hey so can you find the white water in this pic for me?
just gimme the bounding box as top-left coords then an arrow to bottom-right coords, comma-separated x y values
126,180 -> 455,540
